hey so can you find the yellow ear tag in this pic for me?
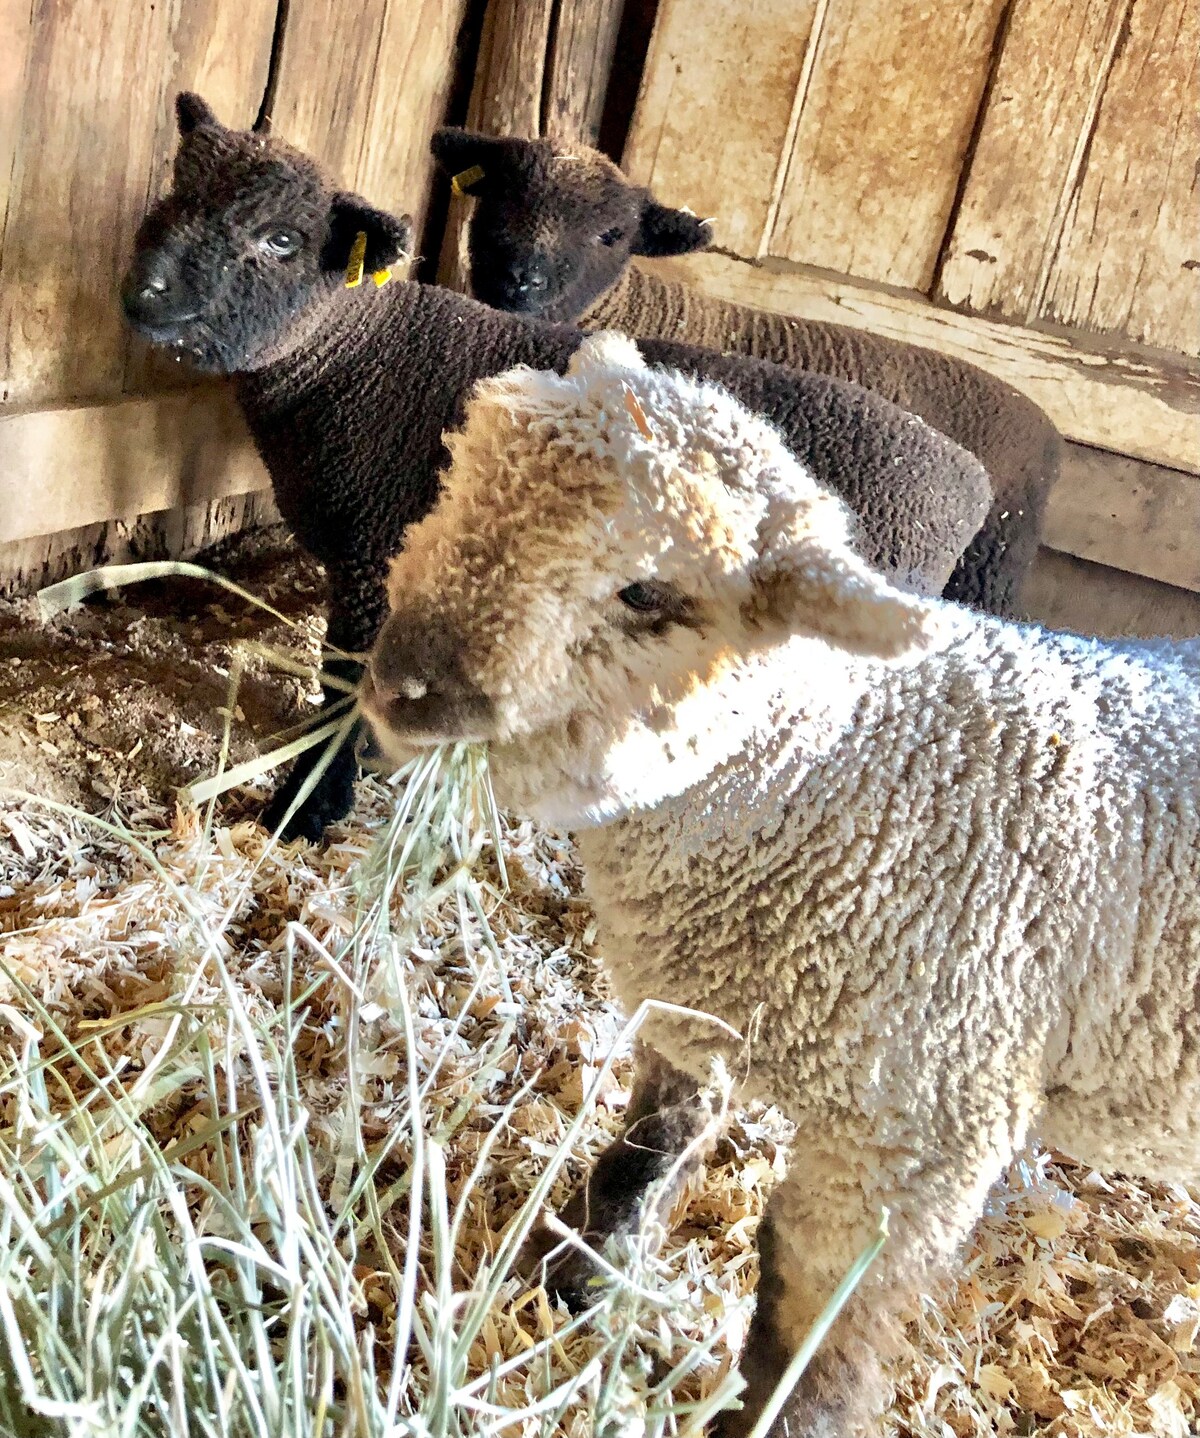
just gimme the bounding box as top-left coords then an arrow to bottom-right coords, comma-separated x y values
451,165 -> 485,198
344,230 -> 367,288
371,267 -> 392,288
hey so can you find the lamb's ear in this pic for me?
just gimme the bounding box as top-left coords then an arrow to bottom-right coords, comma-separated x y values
747,493 -> 939,661
633,198 -> 713,257
430,128 -> 508,194
176,92 -> 221,136
323,192 -> 413,276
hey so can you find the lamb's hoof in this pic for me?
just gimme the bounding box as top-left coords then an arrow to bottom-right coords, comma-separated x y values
262,778 -> 354,842
516,1223 -> 606,1313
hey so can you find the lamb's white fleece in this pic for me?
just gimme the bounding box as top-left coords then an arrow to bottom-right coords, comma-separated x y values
365,331 -> 1200,1436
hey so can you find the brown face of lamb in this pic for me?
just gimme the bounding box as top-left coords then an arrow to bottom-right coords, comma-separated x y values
431,129 -> 712,322
121,93 -> 412,373
361,333 -> 939,827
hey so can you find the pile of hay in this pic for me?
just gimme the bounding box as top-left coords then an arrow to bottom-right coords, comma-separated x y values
0,531 -> 1197,1436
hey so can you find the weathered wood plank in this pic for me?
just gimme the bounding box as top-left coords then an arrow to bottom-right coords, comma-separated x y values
767,0 -> 1008,289
938,0 -> 1200,356
651,249 -> 1200,473
354,0 -> 472,227
273,0 -> 469,275
0,1 -> 172,406
0,0 -> 33,237
622,0 -> 822,257
1043,443 -> 1200,593
546,0 -> 631,146
0,388 -> 268,548
1044,0 -> 1200,355
1023,546 -> 1200,639
0,0 -> 276,409
265,0 -> 391,187
0,492 -> 280,599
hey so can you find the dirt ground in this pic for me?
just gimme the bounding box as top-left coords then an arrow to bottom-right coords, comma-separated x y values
0,526 -> 327,820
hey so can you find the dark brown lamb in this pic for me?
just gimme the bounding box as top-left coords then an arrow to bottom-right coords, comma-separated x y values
121,93 -> 990,842
433,126 -> 1062,618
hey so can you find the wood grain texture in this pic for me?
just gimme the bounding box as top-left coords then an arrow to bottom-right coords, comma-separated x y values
0,0 -> 33,239
0,388 -> 268,548
268,0 -> 467,246
0,492 -> 280,598
622,0 -> 822,257
1023,545 -> 1200,638
354,0 -> 472,231
938,0 -> 1200,355
1042,443 -> 1200,592
649,250 -> 1200,472
0,1 -> 172,406
767,0 -> 1009,289
546,0 -> 627,145
0,0 -> 275,409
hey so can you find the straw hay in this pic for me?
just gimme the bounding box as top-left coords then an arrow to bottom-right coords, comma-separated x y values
0,529 -> 1197,1436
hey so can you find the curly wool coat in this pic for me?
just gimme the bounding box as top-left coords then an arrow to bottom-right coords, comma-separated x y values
123,96 -> 990,839
434,126 -> 1060,618
363,333 -> 1200,1437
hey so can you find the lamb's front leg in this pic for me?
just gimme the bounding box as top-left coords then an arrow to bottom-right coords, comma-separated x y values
263,576 -> 386,842
713,1130 -> 1012,1438
519,1042 -> 721,1308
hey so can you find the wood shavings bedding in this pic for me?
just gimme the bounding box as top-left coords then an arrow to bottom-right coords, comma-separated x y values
0,529 -> 1196,1436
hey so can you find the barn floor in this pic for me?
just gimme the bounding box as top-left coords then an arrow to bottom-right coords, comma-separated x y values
1,528 -> 1199,1435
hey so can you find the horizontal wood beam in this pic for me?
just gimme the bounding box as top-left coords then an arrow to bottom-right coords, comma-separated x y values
1044,444 -> 1200,596
652,251 -> 1200,475
0,386 -> 269,548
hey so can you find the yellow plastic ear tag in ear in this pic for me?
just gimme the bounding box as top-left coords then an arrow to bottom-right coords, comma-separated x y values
451,165 -> 485,198
344,231 -> 367,288
371,267 -> 392,288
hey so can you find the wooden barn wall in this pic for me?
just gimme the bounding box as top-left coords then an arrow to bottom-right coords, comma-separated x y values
623,0 -> 1200,593
0,0 -> 470,592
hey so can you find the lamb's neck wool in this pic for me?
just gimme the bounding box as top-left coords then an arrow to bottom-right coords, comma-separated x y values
581,261 -> 1059,617
577,614 -> 1200,1187
233,281 -> 580,597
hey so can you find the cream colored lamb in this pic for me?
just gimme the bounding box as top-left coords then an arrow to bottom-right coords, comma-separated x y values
360,331 -> 1200,1438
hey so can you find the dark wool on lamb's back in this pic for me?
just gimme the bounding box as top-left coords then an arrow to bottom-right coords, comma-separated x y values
241,278 -> 989,636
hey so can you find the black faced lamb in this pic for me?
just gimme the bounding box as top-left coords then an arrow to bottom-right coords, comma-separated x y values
362,330 -> 1200,1438
120,92 -> 991,842
433,126 -> 1062,618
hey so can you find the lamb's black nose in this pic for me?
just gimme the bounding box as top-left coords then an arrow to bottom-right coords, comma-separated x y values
498,257 -> 550,310
120,252 -> 199,328
510,260 -> 549,294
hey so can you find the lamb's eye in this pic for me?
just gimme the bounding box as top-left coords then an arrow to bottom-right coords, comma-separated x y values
617,581 -> 664,613
258,229 -> 302,258
597,226 -> 624,247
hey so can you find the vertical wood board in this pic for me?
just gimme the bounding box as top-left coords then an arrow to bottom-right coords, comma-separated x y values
0,0 -> 275,409
938,0 -> 1200,355
767,0 -> 1009,290
622,0 -> 822,257
272,0 -> 471,269
546,0 -> 628,145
